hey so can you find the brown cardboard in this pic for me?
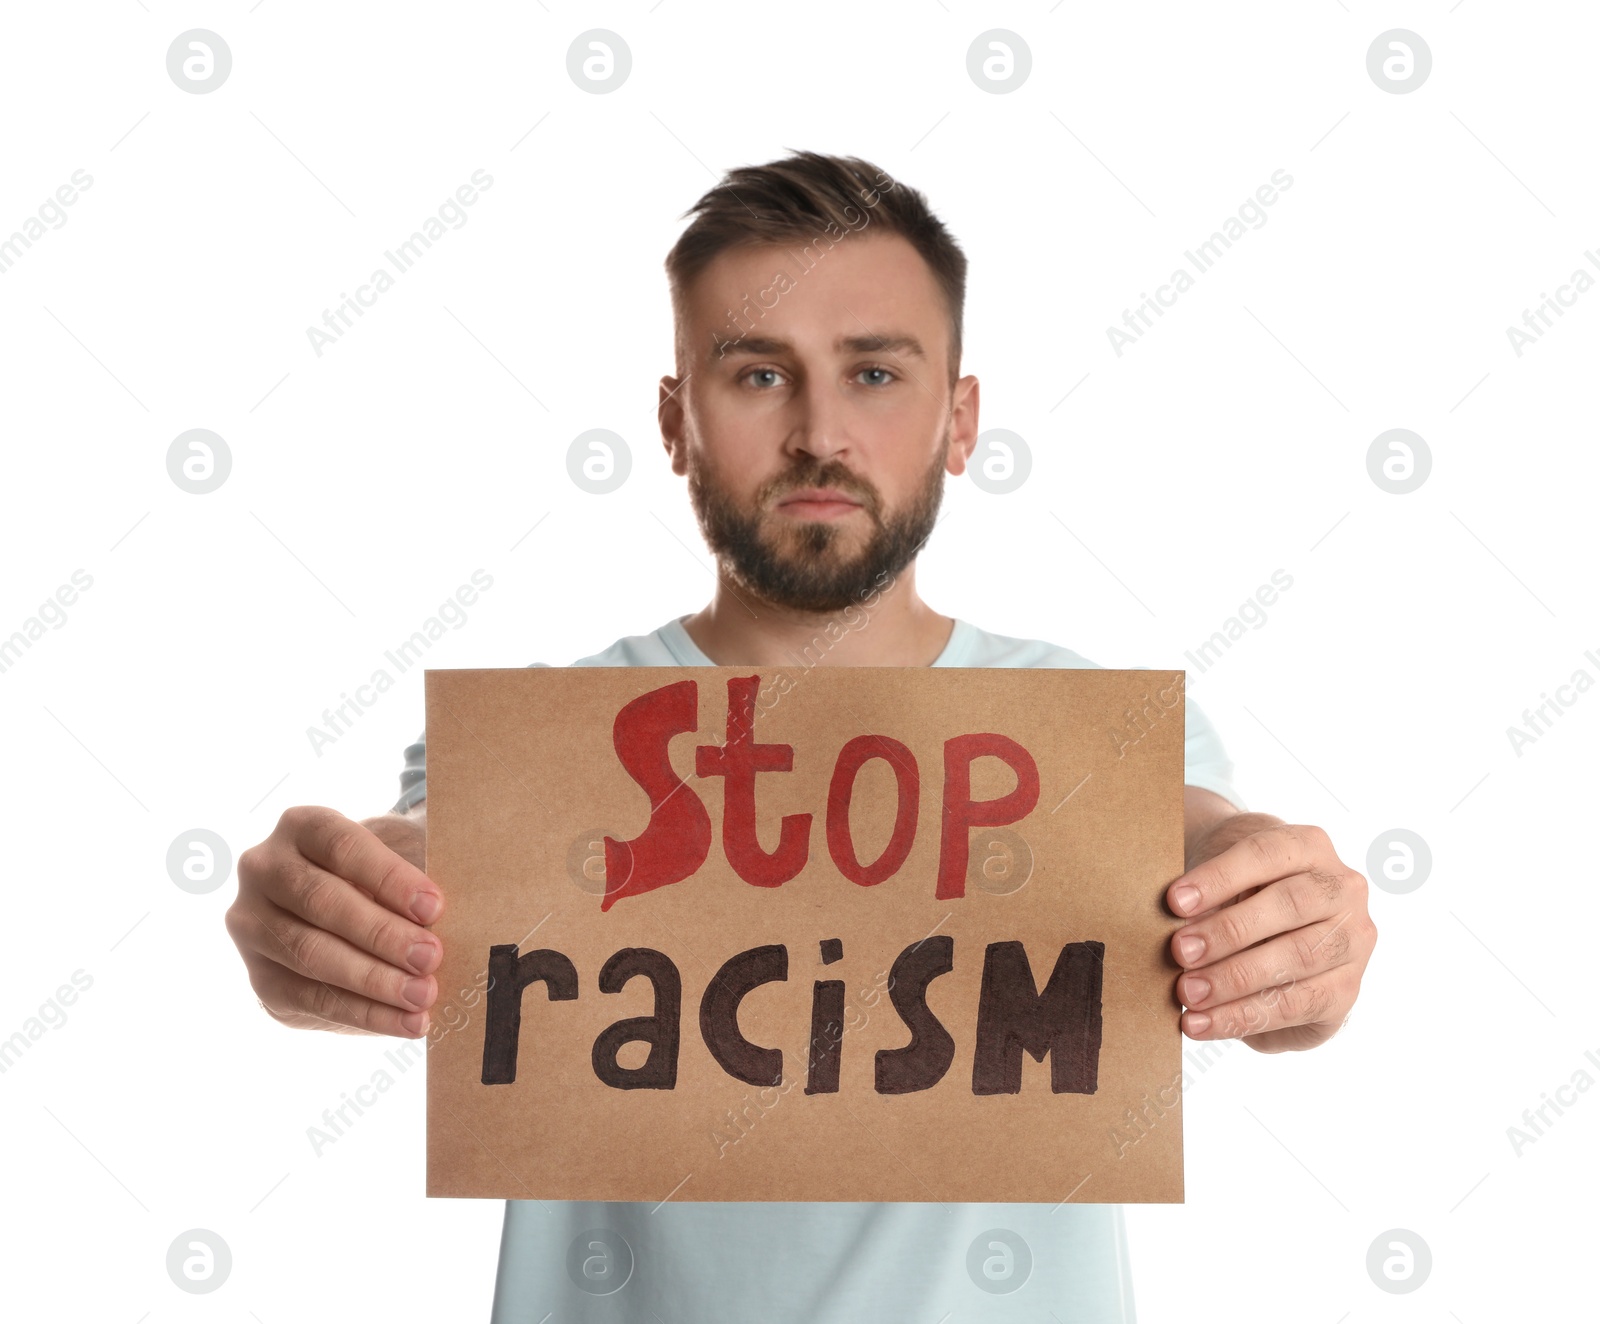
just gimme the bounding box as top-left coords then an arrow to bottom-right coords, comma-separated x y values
424,666 -> 1186,1204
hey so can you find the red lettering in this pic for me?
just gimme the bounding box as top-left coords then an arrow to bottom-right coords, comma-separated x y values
696,676 -> 812,887
935,734 -> 1040,900
603,680 -> 711,911
826,735 -> 919,886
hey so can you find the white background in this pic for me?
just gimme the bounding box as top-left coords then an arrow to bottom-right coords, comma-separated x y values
1,2 -> 1594,1320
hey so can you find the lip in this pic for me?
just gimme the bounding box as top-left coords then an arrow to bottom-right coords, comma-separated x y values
774,487 -> 864,519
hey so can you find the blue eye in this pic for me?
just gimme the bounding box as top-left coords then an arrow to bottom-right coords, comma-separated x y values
859,366 -> 896,386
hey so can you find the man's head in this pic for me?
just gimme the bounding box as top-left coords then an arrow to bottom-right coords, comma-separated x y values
660,151 -> 979,614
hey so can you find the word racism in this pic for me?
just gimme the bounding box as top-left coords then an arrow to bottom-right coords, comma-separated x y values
306,169 -> 494,357
711,167 -> 899,358
1505,648 -> 1600,757
482,935 -> 1104,1099
307,571 -> 493,755
478,675 -> 1104,1099
1505,250 -> 1600,357
1106,169 -> 1294,358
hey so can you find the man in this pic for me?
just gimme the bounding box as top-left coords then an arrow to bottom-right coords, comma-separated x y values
227,150 -> 1376,1322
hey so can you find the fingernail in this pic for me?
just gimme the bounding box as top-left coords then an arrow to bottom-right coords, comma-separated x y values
1173,884 -> 1200,914
1183,976 -> 1210,1005
403,977 -> 432,1009
408,942 -> 438,974
401,1010 -> 427,1036
410,892 -> 441,923
1178,934 -> 1205,964
1186,1012 -> 1211,1035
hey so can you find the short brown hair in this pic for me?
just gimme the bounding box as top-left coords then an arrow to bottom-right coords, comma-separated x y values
664,150 -> 969,388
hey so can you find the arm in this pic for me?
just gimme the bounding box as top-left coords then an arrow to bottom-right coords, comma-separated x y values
1171,788 -> 1377,1053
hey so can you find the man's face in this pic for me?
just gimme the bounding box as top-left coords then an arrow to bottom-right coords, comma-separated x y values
661,230 -> 978,613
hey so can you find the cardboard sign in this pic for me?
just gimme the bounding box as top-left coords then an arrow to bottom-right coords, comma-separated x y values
424,666 -> 1187,1204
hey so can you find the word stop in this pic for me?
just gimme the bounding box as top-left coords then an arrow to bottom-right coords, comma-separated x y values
480,934 -> 1105,1096
602,675 -> 1041,909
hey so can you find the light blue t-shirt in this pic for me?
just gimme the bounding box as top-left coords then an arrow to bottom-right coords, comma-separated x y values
394,616 -> 1244,1323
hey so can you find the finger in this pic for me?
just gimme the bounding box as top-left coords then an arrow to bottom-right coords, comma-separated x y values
1176,912 -> 1357,1012
233,896 -> 438,1016
253,957 -> 430,1038
1168,823 -> 1331,918
290,807 -> 442,924
1171,862 -> 1354,968
1181,969 -> 1351,1041
259,849 -> 441,977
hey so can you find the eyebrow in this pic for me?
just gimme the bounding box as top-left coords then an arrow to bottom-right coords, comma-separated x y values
714,331 -> 927,362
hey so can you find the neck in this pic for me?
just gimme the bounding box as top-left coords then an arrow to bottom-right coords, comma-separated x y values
680,560 -> 954,667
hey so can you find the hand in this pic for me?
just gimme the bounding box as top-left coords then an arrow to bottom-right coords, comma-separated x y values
225,806 -> 444,1038
1165,820 -> 1377,1053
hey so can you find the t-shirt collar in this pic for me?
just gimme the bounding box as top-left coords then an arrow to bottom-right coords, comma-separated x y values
660,614 -> 973,667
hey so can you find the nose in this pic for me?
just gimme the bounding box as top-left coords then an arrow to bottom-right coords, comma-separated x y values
784,373 -> 851,465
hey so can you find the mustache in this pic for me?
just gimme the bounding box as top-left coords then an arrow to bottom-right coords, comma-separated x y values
756,458 -> 882,517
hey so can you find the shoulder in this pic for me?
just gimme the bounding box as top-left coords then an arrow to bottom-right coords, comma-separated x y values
567,621 -> 684,667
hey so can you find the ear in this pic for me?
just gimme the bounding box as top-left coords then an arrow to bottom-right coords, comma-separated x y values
659,374 -> 689,475
943,374 -> 980,476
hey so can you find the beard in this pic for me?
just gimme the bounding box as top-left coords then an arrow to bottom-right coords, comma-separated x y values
687,442 -> 946,614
